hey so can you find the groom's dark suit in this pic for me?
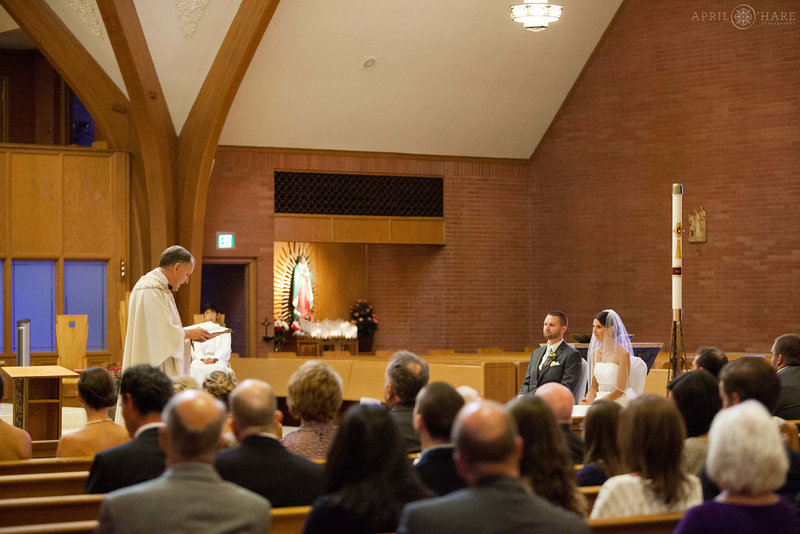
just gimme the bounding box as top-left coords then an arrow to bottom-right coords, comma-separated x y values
518,342 -> 582,395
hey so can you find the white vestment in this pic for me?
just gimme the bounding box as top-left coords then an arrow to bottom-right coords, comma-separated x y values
190,333 -> 232,384
122,268 -> 189,377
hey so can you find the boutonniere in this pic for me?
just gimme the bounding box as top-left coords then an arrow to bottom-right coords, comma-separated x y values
547,352 -> 558,362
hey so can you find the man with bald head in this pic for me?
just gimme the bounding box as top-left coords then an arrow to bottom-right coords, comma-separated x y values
535,382 -> 584,464
96,390 -> 270,534
215,379 -> 323,506
398,400 -> 588,534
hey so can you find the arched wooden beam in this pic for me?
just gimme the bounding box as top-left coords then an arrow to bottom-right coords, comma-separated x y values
175,0 -> 281,319
96,0 -> 177,263
0,0 -> 130,150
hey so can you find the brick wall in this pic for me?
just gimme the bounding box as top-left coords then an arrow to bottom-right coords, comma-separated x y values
529,0 -> 800,352
205,149 -> 531,355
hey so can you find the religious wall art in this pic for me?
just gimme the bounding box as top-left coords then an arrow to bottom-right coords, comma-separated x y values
274,242 -> 315,328
688,206 -> 707,243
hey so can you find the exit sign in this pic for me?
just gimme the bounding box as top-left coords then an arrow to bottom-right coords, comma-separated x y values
216,232 -> 235,249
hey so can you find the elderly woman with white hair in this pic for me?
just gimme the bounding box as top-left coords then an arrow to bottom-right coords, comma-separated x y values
674,400 -> 798,533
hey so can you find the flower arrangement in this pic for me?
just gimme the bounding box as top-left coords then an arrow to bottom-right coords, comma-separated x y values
350,299 -> 379,338
108,366 -> 122,394
273,318 -> 289,350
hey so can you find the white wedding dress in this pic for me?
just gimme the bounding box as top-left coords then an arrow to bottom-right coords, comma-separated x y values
594,362 -> 621,401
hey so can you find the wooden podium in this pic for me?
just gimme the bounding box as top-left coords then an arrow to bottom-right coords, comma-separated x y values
1,366 -> 78,440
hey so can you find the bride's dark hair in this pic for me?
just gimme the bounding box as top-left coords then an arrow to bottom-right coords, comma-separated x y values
594,310 -> 610,326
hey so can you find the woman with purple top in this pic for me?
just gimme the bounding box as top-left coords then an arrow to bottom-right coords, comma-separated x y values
674,400 -> 798,533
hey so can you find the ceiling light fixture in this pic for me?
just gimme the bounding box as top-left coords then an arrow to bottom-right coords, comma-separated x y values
509,2 -> 563,32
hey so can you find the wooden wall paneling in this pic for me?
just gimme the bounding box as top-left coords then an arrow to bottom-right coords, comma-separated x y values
311,243 -> 366,321
332,217 -> 390,243
389,218 -> 445,244
62,155 -> 112,256
0,151 -> 7,255
109,152 -> 129,364
10,152 -> 61,255
176,0 -> 281,322
274,215 -> 332,243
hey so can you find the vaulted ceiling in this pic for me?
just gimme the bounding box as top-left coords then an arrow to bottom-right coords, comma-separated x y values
1,0 -> 623,159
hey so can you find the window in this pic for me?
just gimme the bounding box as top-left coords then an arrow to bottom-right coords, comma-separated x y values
64,261 -> 107,351
12,261 -> 56,352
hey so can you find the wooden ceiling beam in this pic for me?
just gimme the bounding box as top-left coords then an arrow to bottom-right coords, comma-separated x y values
0,0 -> 131,149
96,0 -> 178,262
176,0 -> 281,318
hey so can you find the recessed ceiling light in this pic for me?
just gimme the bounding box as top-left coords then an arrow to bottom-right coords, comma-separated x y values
361,56 -> 379,70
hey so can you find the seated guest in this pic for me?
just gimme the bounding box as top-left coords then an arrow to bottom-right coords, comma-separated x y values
304,404 -> 431,533
590,395 -> 702,519
171,374 -> 199,393
535,383 -> 584,464
384,351 -> 430,453
675,400 -> 799,533
0,374 -> 31,461
508,395 -> 587,516
57,367 -> 130,458
398,400 -> 588,534
576,400 -> 622,487
702,357 -> 800,501
692,346 -> 728,379
667,370 -> 721,475
456,385 -> 480,404
189,302 -> 232,384
96,390 -> 270,533
86,365 -> 173,494
770,333 -> 800,420
281,360 -> 342,460
215,379 -> 323,506
203,370 -> 239,445
412,382 -> 467,495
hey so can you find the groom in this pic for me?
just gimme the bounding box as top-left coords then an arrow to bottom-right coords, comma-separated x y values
518,311 -> 582,396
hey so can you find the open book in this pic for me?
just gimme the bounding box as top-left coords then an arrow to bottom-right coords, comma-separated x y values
184,321 -> 232,338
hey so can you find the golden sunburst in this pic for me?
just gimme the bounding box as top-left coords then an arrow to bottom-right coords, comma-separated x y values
273,242 -> 315,324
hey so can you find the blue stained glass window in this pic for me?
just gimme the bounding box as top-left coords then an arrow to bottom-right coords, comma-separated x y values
12,261 -> 56,352
64,261 -> 107,351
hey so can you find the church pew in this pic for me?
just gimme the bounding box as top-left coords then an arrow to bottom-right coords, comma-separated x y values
579,485 -> 601,513
0,458 -> 92,476
0,521 -> 97,533
31,440 -> 59,458
0,471 -> 89,498
587,512 -> 684,533
271,505 -> 312,534
0,494 -> 104,527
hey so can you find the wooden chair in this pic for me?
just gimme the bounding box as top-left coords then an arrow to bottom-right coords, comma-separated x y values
271,506 -> 311,534
587,512 -> 684,533
56,315 -> 89,371
0,458 -> 93,476
0,494 -> 105,527
0,472 -> 89,498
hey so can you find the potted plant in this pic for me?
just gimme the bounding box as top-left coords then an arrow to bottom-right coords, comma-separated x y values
350,299 -> 379,353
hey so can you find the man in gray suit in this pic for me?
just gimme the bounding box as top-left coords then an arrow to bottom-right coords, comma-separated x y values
384,351 -> 429,453
771,334 -> 800,420
518,311 -> 582,396
96,389 -> 270,534
397,400 -> 588,534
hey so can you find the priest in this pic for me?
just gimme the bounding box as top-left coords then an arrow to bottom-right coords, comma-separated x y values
122,246 -> 212,377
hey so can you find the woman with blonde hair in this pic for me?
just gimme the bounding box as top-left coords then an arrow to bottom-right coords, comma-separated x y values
675,400 -> 797,532
590,395 -> 702,518
56,367 -> 129,457
281,360 -> 343,459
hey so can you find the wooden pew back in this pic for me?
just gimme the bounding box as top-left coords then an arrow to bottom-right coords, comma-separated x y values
0,458 -> 93,476
271,505 -> 312,534
588,512 -> 684,533
0,494 -> 104,527
0,472 -> 89,499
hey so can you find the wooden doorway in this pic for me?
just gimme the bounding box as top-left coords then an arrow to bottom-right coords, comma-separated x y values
200,259 -> 256,357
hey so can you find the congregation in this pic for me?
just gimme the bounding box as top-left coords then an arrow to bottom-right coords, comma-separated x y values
3,331 -> 800,532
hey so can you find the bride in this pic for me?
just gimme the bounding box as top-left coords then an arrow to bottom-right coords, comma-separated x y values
580,309 -> 632,405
